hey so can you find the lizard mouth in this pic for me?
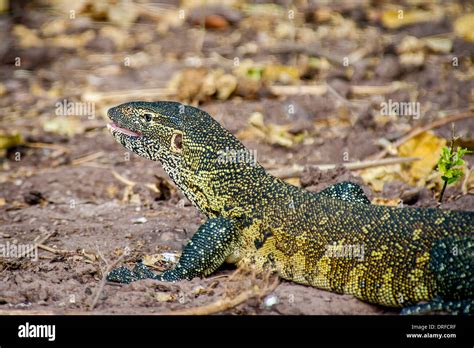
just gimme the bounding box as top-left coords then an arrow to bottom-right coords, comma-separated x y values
107,122 -> 141,138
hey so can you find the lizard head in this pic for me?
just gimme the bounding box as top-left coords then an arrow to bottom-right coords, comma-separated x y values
107,101 -> 263,214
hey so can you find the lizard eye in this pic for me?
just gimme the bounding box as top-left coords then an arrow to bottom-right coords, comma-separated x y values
143,113 -> 153,122
171,131 -> 183,153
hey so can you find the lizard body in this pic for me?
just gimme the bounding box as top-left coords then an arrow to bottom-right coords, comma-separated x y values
106,101 -> 473,313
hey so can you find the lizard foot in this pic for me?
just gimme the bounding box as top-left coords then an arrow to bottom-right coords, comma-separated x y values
107,261 -> 158,284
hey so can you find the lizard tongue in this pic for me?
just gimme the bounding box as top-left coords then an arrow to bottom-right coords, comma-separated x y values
107,122 -> 141,137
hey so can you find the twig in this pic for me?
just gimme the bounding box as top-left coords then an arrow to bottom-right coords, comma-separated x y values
371,111 -> 473,160
131,2 -> 178,21
350,82 -> 406,95
72,151 -> 104,166
89,252 -> 127,310
269,83 -> 407,97
37,244 -> 71,255
268,157 -> 420,179
95,244 -> 109,267
25,142 -> 70,153
82,88 -> 176,103
19,231 -> 56,260
111,170 -> 136,187
269,84 -> 327,96
161,274 -> 279,315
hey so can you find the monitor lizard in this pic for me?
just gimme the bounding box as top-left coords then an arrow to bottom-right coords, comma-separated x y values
105,101 -> 473,314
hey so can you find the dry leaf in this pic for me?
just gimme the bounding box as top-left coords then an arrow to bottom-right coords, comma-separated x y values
454,13 -> 474,42
48,30 -> 95,48
13,25 -> 43,48
422,37 -> 452,54
263,65 -> 300,84
237,112 -> 303,148
398,131 -> 446,185
382,9 -> 442,29
43,118 -> 85,137
0,133 -> 23,150
142,252 -> 179,267
371,197 -> 401,206
155,292 -> 176,302
284,177 -> 300,187
359,165 -> 404,192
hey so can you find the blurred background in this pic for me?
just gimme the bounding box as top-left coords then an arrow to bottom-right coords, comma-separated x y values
0,0 -> 473,314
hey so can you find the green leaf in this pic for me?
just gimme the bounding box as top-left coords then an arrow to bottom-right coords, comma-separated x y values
447,177 -> 458,184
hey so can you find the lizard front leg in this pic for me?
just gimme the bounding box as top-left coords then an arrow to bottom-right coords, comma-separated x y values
107,217 -> 240,284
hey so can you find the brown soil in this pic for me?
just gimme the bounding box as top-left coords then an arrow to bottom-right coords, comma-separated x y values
0,1 -> 472,315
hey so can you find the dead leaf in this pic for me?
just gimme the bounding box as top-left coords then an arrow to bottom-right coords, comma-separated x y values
13,25 -> 43,48
454,13 -> 474,42
422,37 -> 452,54
381,8 -> 442,29
155,292 -> 176,302
215,74 -> 238,100
48,30 -> 95,48
43,118 -> 85,137
142,252 -> 180,270
0,133 -> 23,150
398,131 -> 446,185
263,64 -> 300,84
359,165 -> 404,192
284,177 -> 300,187
0,83 -> 6,96
371,197 -> 401,206
237,112 -> 304,148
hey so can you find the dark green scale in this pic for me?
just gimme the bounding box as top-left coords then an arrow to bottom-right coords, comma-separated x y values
106,101 -> 473,314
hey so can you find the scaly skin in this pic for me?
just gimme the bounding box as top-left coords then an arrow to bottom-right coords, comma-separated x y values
106,101 -> 473,313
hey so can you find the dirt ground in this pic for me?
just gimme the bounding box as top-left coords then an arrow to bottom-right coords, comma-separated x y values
0,0 -> 473,315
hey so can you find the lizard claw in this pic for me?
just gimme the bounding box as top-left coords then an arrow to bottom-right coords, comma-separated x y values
107,266 -> 141,284
107,262 -> 159,284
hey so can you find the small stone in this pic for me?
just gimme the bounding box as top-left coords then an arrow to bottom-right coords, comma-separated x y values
263,294 -> 279,308
131,217 -> 147,224
161,252 -> 179,263
23,190 -> 45,205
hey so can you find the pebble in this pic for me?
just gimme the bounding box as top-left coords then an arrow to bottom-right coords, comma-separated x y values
131,217 -> 147,224
263,294 -> 279,308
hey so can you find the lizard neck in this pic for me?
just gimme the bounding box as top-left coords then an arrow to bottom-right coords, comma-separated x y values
161,153 -> 271,219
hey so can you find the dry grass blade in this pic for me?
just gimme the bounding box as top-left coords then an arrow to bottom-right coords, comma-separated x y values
111,170 -> 136,187
82,88 -> 176,103
269,157 -> 420,179
72,151 -> 104,166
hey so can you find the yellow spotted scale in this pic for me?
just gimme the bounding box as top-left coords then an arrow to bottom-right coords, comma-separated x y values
106,101 -> 473,314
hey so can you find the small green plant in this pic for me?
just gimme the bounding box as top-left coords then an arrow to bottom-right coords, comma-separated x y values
437,145 -> 471,203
